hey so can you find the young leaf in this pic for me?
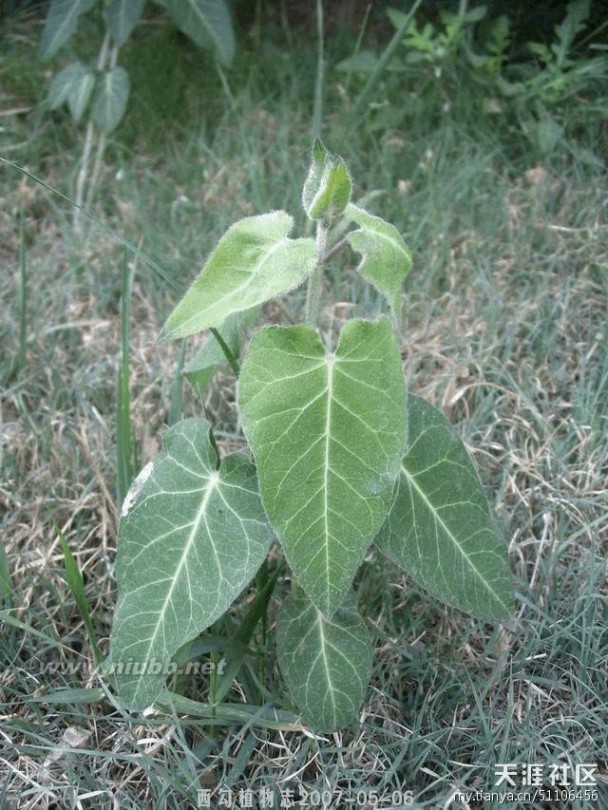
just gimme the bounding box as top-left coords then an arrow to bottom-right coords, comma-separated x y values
302,139 -> 329,211
109,418 -> 273,711
48,62 -> 95,122
38,0 -> 97,59
158,0 -> 235,66
158,212 -> 316,342
376,395 -> 514,622
302,139 -> 352,222
103,0 -> 146,46
92,67 -> 130,133
238,318 -> 407,617
345,204 -> 412,327
277,591 -> 372,732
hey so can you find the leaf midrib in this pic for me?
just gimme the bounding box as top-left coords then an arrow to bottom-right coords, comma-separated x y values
400,463 -> 509,609
173,233 -> 306,336
132,470 -> 219,703
322,357 -> 334,612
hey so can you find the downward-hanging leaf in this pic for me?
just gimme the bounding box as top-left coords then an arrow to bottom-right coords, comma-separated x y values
92,67 -> 130,133
39,0 -> 97,59
109,418 -> 273,711
47,62 -> 96,122
345,204 -> 412,327
103,0 -> 145,46
158,0 -> 235,65
277,591 -> 373,732
159,212 -> 316,342
238,318 -> 407,617
376,395 -> 514,621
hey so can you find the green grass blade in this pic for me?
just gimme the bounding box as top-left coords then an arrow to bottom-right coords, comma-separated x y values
312,0 -> 325,140
0,537 -> 14,609
0,157 -> 183,294
116,252 -> 135,506
26,687 -> 105,705
17,211 -> 27,374
156,690 -> 303,730
0,610 -> 66,647
58,529 -> 103,666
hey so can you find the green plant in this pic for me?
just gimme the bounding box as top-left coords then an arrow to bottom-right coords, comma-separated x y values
40,0 -> 235,227
338,0 -> 606,156
337,1 -> 486,87
107,140 -> 514,732
498,0 -> 608,157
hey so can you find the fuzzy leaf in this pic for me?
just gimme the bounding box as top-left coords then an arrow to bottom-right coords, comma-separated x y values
159,212 -> 316,342
92,66 -> 130,132
238,318 -> 407,617
109,418 -> 273,711
39,0 -> 97,59
158,0 -> 235,65
345,203 -> 412,326
277,592 -> 372,732
302,139 -> 351,221
103,0 -> 145,46
376,395 -> 514,621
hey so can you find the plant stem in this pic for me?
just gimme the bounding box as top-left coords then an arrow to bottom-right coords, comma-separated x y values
74,33 -> 112,232
168,341 -> 186,426
210,327 -> 240,375
305,222 -> 329,329
74,121 -> 95,234
84,131 -> 107,212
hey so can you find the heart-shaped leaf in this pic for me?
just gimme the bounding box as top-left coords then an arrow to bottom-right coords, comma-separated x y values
92,66 -> 130,133
238,318 -> 407,616
376,395 -> 514,621
277,591 -> 373,732
48,62 -> 95,122
159,212 -> 316,342
109,418 -> 273,711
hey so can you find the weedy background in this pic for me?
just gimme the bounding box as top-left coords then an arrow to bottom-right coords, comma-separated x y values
1,2 -> 607,808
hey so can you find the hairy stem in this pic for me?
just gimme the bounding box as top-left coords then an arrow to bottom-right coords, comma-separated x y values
305,222 -> 329,329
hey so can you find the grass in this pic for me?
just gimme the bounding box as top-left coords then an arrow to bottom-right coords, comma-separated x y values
1,7 -> 607,809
